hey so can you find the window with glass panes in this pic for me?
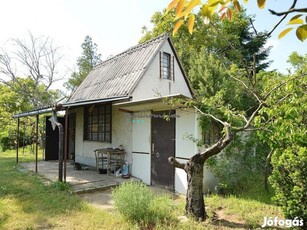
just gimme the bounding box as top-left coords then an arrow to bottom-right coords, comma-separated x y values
160,52 -> 174,80
84,104 -> 111,142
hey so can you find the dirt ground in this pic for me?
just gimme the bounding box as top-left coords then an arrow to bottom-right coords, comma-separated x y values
79,189 -> 249,229
79,186 -> 177,212
79,189 -> 115,211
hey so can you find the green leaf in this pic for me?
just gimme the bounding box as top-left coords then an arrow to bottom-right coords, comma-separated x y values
207,0 -> 222,7
179,0 -> 201,19
290,14 -> 303,21
288,18 -> 304,25
296,25 -> 307,42
166,0 -> 181,14
233,0 -> 241,12
278,27 -> 293,39
187,14 -> 196,34
257,0 -> 266,9
201,4 -> 213,23
175,0 -> 186,18
173,19 -> 184,35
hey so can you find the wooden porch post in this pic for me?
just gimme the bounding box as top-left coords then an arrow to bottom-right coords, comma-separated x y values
64,108 -> 68,182
35,114 -> 39,173
16,117 -> 20,163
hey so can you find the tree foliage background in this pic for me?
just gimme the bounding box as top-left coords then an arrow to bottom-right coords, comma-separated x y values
0,33 -> 62,151
146,0 -> 306,220
65,35 -> 102,92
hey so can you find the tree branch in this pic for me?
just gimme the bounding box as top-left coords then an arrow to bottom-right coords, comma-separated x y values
263,74 -> 306,100
228,73 -> 262,104
269,7 -> 307,16
193,105 -> 226,126
234,102 -> 263,132
249,0 -> 299,38
265,0 -> 298,37
168,157 -> 186,170
199,122 -> 234,161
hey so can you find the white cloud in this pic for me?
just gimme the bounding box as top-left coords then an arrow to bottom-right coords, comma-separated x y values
265,38 -> 279,50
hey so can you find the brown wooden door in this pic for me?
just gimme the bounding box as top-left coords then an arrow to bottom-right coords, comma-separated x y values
68,114 -> 76,161
45,116 -> 65,161
151,110 -> 175,190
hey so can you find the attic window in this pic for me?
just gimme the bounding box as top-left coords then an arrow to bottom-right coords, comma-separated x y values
160,52 -> 174,80
84,104 -> 112,142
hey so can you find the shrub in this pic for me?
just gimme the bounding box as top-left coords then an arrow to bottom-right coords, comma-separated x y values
112,181 -> 153,224
112,181 -> 175,227
207,133 -> 269,194
149,195 -> 175,223
270,146 -> 307,225
0,136 -> 15,152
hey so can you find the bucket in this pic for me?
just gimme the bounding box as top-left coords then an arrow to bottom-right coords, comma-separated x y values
121,161 -> 130,178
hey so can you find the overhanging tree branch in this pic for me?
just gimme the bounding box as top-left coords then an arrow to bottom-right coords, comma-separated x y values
251,0 -> 299,37
269,7 -> 307,16
168,157 -> 186,170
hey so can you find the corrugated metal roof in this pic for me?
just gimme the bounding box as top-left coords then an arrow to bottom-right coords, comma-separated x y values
67,33 -> 168,104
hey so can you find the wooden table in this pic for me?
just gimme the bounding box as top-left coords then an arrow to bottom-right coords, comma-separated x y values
94,148 -> 125,175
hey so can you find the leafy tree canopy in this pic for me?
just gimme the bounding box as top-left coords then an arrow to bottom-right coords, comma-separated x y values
141,9 -> 271,76
166,0 -> 307,41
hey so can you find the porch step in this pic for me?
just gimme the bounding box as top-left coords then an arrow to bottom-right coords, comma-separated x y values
73,181 -> 119,194
72,177 -> 141,194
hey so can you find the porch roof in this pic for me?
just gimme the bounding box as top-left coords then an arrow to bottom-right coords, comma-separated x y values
13,96 -> 130,118
113,94 -> 189,113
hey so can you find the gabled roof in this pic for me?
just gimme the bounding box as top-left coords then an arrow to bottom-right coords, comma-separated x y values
13,34 -> 194,118
68,34 -> 169,104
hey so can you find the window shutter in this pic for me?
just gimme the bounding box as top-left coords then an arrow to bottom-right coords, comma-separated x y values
172,56 -> 175,81
159,51 -> 162,78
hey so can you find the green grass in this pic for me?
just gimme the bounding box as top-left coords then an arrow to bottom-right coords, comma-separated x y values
0,148 -> 284,229
0,149 -> 131,230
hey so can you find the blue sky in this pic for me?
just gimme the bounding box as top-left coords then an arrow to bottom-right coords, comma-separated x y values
0,0 -> 306,88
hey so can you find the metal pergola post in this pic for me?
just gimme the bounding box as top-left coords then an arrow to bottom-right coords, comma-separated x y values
16,118 -> 20,163
64,108 -> 69,182
35,114 -> 39,173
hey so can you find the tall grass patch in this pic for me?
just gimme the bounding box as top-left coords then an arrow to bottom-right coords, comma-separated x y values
112,181 -> 176,227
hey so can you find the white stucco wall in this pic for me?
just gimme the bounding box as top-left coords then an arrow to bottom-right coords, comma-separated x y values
175,109 -> 218,194
72,105 -> 132,167
132,41 -> 192,101
131,111 -> 151,185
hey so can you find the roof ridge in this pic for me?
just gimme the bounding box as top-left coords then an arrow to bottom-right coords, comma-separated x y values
93,33 -> 168,70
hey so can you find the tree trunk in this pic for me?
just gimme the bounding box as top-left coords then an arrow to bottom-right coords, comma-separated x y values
264,149 -> 273,192
185,154 -> 206,221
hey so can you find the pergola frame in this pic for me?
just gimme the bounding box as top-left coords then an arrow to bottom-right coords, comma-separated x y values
14,105 -> 68,182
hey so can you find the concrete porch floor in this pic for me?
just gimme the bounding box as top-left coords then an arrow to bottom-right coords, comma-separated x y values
20,161 -> 138,193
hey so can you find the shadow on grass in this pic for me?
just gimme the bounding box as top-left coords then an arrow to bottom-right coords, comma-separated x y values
212,218 -> 251,229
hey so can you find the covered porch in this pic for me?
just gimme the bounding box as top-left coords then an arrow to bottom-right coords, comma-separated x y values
20,160 -> 138,194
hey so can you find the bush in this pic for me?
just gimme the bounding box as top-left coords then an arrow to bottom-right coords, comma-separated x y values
0,136 -> 15,152
206,133 -> 269,194
149,195 -> 175,223
270,146 -> 307,224
112,181 -> 175,227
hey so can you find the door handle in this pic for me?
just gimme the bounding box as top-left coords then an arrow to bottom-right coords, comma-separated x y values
152,143 -> 155,152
